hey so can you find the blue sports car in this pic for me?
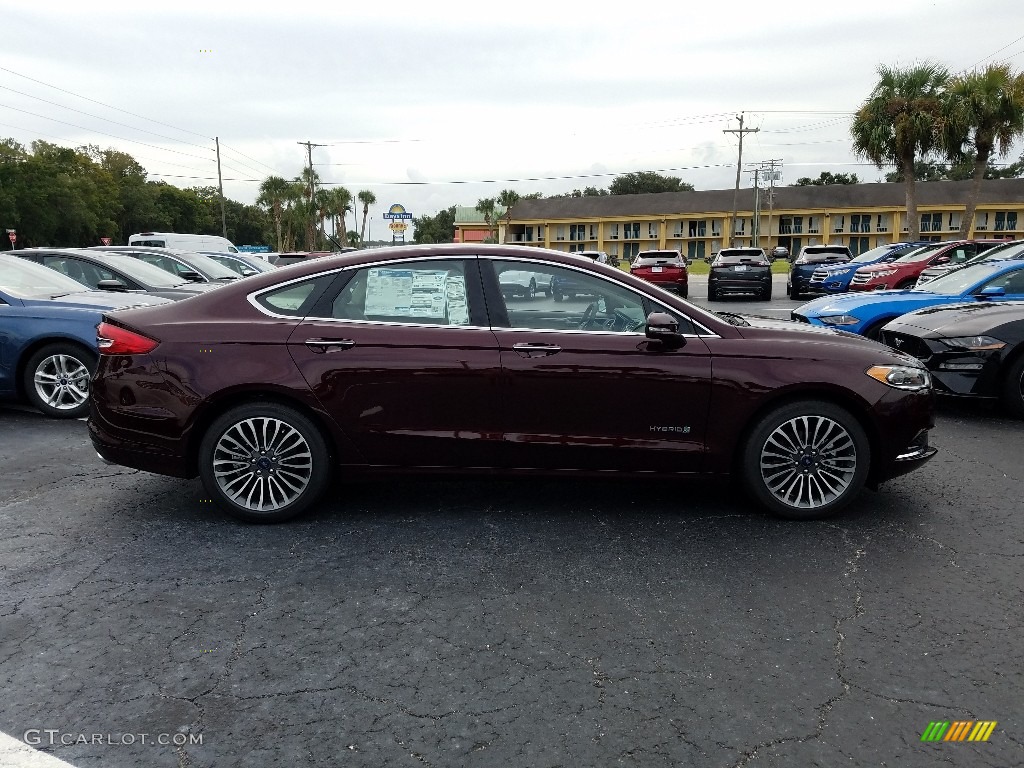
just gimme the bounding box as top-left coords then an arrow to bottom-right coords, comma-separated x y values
792,258 -> 1024,339
0,255 -> 169,418
806,241 -> 932,295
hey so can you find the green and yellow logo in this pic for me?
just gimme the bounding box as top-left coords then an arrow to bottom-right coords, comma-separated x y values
921,721 -> 997,742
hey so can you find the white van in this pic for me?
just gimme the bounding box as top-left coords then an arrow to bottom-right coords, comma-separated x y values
128,232 -> 239,254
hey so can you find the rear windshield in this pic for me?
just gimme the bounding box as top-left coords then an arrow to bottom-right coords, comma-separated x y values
634,252 -> 683,266
715,254 -> 769,266
797,247 -> 851,264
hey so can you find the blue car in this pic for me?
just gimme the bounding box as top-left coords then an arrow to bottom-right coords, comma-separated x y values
792,258 -> 1024,339
807,241 -> 933,295
0,255 -> 169,418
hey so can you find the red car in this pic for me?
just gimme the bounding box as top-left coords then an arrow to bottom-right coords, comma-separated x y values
630,250 -> 688,296
848,240 -> 1004,291
89,244 -> 935,523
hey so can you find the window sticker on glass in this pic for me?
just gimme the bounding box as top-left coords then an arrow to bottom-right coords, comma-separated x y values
365,267 -> 468,324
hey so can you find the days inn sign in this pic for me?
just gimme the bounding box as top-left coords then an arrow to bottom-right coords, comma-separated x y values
383,203 -> 412,233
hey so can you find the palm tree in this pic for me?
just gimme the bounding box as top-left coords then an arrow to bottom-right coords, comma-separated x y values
942,63 -> 1024,236
326,186 -> 353,248
256,175 -> 290,252
357,190 -> 376,247
497,190 -> 520,243
475,197 -> 496,243
851,62 -> 949,240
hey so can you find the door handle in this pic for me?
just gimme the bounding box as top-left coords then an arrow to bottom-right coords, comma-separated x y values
305,338 -> 356,353
512,342 -> 562,358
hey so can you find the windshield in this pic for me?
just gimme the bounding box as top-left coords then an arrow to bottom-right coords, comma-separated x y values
914,262 -> 1008,295
174,252 -> 241,280
851,244 -> 905,264
97,253 -> 194,287
0,256 -> 92,298
979,241 -> 1024,260
894,244 -> 944,262
206,254 -> 262,276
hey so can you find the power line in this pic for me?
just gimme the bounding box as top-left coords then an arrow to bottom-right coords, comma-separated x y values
971,33 -> 1024,69
0,65 -> 213,141
0,102 -> 215,162
0,83 -> 212,151
218,142 -> 281,175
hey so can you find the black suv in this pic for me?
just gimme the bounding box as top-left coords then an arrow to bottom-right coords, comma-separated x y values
708,248 -> 772,300
788,245 -> 852,299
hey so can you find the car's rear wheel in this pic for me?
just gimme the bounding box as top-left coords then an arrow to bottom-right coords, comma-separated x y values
553,290 -> 563,302
525,280 -> 536,299
199,403 -> 331,523
761,285 -> 773,300
1000,354 -> 1024,418
22,343 -> 95,419
677,284 -> 688,298
741,400 -> 870,520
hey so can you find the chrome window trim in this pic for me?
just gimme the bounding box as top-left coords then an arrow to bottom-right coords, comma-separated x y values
247,255 -> 478,325
246,253 -> 720,337
490,255 -> 719,338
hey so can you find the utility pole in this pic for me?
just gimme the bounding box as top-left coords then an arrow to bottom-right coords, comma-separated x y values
757,159 -> 783,250
297,141 -> 327,250
724,113 -> 759,246
215,137 -> 227,238
297,140 -> 326,202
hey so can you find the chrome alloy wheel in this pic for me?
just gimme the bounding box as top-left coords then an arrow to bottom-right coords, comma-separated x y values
212,417 -> 314,512
758,415 -> 858,510
33,354 -> 90,411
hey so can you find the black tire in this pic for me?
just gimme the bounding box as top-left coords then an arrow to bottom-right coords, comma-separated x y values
708,287 -> 718,301
789,283 -> 801,300
895,278 -> 917,290
861,318 -> 893,342
1000,354 -> 1024,419
199,402 -> 331,523
524,280 -> 536,300
761,285 -> 773,301
741,400 -> 870,520
553,290 -> 563,302
22,342 -> 95,419
677,285 -> 688,298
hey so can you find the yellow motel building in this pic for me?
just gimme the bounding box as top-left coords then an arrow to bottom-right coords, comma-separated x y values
497,179 -> 1024,259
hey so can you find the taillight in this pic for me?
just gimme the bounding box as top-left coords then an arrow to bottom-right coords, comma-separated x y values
96,322 -> 159,354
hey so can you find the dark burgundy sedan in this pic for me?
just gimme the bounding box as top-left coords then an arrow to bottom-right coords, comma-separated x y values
89,244 -> 936,523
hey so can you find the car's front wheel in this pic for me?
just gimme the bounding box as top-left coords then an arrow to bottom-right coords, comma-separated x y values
199,403 -> 331,523
22,343 -> 95,419
1001,354 -> 1024,418
741,400 -> 870,519
789,283 -> 801,300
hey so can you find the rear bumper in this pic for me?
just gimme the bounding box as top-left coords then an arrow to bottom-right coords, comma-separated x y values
89,414 -> 195,478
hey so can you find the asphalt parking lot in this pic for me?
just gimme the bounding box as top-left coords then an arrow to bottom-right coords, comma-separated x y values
1,362 -> 1022,767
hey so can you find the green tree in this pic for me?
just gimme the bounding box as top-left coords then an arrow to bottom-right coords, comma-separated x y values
792,172 -> 860,186
325,186 -> 353,249
942,63 -> 1024,236
412,206 -> 456,244
257,175 -> 290,252
475,197 -> 497,242
608,172 -> 694,195
851,62 -> 949,240
357,189 -> 377,247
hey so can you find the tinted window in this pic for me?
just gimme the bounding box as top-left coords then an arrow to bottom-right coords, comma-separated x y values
96,253 -> 188,287
256,279 -> 324,316
328,260 -> 470,326
714,253 -> 769,266
494,260 -> 649,333
2,256 -> 94,297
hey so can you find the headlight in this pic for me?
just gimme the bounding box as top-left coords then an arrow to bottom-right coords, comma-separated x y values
939,335 -> 1006,351
866,365 -> 931,390
819,315 -> 860,326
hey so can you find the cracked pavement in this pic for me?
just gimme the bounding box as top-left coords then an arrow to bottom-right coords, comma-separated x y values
0,401 -> 1021,767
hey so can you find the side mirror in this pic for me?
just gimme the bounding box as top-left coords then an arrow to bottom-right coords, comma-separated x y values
179,270 -> 204,282
977,286 -> 1006,299
933,256 -> 950,265
96,279 -> 128,292
645,312 -> 685,350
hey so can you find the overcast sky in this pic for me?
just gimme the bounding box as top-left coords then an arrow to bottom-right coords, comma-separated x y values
3,0 -> 1022,240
